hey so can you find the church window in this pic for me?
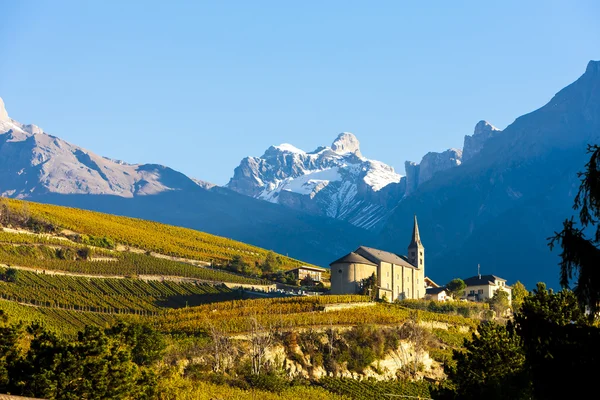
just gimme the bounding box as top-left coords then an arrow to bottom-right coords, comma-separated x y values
387,271 -> 389,277
338,269 -> 342,274
386,283 -> 389,289
397,274 -> 399,280
420,259 -> 423,265
397,286 -> 400,292
420,252 -> 423,256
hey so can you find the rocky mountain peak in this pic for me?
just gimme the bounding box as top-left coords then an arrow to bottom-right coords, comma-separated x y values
586,60 -> 600,76
473,120 -> 500,136
331,132 -> 361,156
463,120 -> 502,162
0,97 -> 9,121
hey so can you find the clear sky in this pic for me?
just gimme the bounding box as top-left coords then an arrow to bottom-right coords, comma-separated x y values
1,1 -> 598,185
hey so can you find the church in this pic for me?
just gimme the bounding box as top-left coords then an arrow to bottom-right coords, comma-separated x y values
329,216 -> 426,302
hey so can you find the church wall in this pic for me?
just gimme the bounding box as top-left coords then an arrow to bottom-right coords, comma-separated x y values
330,262 -> 377,295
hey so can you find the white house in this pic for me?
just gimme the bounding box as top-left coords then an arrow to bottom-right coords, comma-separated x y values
425,287 -> 448,302
461,274 -> 512,303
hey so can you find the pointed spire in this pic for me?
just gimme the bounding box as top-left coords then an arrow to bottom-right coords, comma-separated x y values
409,215 -> 422,247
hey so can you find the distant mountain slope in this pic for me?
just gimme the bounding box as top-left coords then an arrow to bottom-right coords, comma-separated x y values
0,99 -> 200,198
379,60 -> 600,289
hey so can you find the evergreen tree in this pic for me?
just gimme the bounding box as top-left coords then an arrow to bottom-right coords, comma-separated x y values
446,321 -> 531,400
550,144 -> 600,314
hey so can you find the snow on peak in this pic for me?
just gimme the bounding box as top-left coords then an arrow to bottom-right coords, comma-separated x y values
274,143 -> 306,154
0,97 -> 9,121
474,120 -> 500,136
331,132 -> 361,156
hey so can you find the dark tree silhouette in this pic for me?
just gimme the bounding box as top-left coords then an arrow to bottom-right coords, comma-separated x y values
550,144 -> 600,314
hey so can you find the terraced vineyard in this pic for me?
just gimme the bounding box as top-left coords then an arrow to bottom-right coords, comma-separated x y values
0,267 -> 238,314
0,299 -> 120,334
0,241 -> 268,284
3,198 -> 317,270
152,296 -> 478,335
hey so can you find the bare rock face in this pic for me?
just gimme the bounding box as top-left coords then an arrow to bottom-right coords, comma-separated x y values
404,161 -> 420,196
418,148 -> 462,186
462,120 -> 501,161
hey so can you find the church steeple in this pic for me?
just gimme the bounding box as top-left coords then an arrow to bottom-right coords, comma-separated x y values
409,215 -> 422,247
408,215 -> 424,269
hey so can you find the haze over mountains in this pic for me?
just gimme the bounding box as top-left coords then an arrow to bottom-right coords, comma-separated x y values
1,60 -> 598,288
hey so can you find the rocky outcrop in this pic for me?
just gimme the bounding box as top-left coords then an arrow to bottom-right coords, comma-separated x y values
462,120 -> 501,161
404,148 -> 462,196
418,148 -> 462,186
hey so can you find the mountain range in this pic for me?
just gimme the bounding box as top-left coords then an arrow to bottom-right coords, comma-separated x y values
1,60 -> 598,288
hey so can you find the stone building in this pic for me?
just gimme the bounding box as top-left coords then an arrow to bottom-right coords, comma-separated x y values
329,216 -> 426,302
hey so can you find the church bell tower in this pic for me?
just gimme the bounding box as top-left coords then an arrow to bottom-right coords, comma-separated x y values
407,215 -> 424,269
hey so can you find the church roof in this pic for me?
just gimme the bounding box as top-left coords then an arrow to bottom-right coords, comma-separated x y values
357,246 -> 416,269
463,275 -> 506,287
329,251 -> 377,267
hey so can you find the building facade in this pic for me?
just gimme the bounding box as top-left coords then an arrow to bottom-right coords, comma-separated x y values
330,216 -> 426,302
289,266 -> 327,282
461,274 -> 512,303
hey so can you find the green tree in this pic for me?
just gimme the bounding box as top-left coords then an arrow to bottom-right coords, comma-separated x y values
3,267 -> 18,283
261,251 -> 280,274
511,281 -> 528,311
550,144 -> 600,314
446,278 -> 466,299
228,255 -> 247,274
487,289 -> 510,317
359,273 -> 377,299
446,322 -> 531,400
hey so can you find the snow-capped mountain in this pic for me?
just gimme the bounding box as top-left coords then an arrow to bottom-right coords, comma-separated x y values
0,97 -> 201,198
228,133 -> 404,230
229,122 -> 502,230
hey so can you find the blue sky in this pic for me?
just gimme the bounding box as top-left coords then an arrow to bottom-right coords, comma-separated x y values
1,1 -> 598,185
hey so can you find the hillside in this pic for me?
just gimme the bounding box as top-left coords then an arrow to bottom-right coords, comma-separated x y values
1,198 -> 317,272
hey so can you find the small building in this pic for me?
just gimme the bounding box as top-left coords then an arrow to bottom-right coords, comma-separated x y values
424,277 -> 440,289
329,216 -> 426,302
462,274 -> 512,303
425,287 -> 448,302
288,265 -> 327,282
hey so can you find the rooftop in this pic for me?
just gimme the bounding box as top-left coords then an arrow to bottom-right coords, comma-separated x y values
289,265 -> 327,273
330,251 -> 378,267
357,246 -> 416,269
463,274 -> 506,287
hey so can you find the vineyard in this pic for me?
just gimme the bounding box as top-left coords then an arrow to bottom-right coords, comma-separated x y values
152,296 -> 479,335
0,299 -> 120,335
0,267 -> 238,315
3,198 -> 318,270
0,239 -> 268,284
